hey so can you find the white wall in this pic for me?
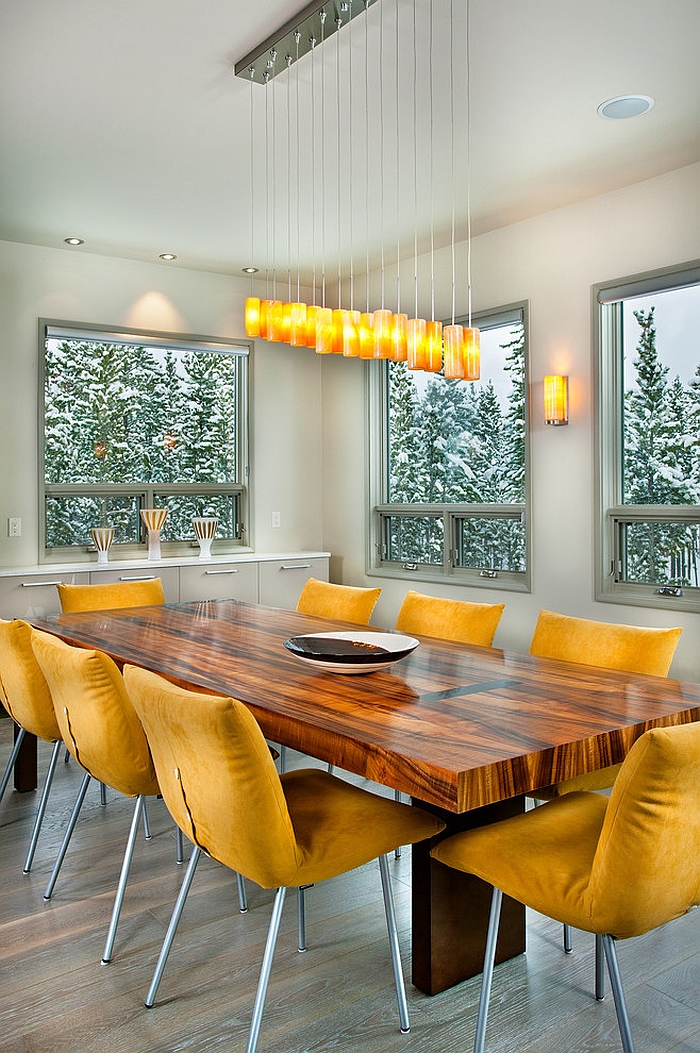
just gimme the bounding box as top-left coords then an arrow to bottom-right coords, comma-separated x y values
320,163 -> 700,682
0,240 -> 324,566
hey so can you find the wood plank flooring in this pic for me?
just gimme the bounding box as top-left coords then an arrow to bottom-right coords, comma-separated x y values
1,720 -> 699,1053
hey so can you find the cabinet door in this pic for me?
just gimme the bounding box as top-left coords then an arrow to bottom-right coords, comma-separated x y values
258,557 -> 329,610
0,572 -> 91,619
89,566 -> 179,603
179,562 -> 258,603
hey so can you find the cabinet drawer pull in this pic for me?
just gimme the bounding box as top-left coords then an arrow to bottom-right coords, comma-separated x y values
118,575 -> 157,582
204,569 -> 239,575
280,563 -> 311,571
21,580 -> 64,588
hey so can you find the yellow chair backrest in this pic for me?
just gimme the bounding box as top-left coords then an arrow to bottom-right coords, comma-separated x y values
296,578 -> 381,626
123,664 -> 301,888
31,631 -> 158,798
56,578 -> 165,613
529,609 -> 682,677
0,619 -> 60,742
394,590 -> 504,648
587,721 -> 700,939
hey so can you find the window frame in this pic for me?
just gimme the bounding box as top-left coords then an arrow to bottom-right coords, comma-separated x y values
38,319 -> 251,563
594,262 -> 700,614
366,301 -> 531,592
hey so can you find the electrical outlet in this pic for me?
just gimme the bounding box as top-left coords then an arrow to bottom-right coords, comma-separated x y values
271,511 -> 281,528
8,517 -> 21,537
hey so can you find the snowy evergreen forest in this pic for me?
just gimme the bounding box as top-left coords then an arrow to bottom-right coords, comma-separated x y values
388,309 -> 699,585
43,339 -> 239,548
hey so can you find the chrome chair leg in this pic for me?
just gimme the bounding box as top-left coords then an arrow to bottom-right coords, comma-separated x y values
563,922 -> 572,953
595,932 -> 605,1000
175,826 -> 184,864
44,771 -> 91,900
379,853 -> 411,1033
246,886 -> 287,1053
297,884 -> 313,952
142,797 -> 151,840
23,739 -> 62,873
100,782 -> 107,806
145,845 -> 202,1007
237,872 -> 248,913
474,886 -> 503,1053
102,795 -> 145,963
0,725 -> 25,802
279,745 -> 286,773
602,934 -> 636,1053
394,789 -> 402,859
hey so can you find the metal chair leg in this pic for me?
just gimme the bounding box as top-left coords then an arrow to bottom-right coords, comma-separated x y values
102,795 -> 145,963
297,884 -> 313,952
379,853 -> 411,1033
0,725 -> 25,802
175,826 -> 184,864
100,782 -> 107,806
474,887 -> 503,1053
145,846 -> 202,1007
237,872 -> 248,913
595,932 -> 605,1000
563,922 -> 572,953
279,745 -> 286,773
44,771 -> 91,900
23,739 -> 62,873
142,797 -> 151,840
602,934 -> 636,1053
245,886 -> 287,1053
394,789 -> 402,859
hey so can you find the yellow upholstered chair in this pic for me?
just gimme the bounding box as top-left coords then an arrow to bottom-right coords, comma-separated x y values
0,619 -> 64,874
528,609 -> 682,965
123,664 -> 445,1053
56,577 -> 165,613
395,590 -> 505,647
295,577 -> 381,624
31,630 -> 167,964
431,721 -> 700,1053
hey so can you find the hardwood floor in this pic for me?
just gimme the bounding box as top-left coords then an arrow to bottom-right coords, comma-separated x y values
1,720 -> 699,1053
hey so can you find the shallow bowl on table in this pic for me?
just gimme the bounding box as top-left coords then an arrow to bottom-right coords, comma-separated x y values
283,631 -> 419,674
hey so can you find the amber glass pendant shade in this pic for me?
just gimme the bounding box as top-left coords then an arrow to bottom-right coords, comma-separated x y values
305,304 -> 318,348
315,307 -> 333,354
343,310 -> 360,357
331,309 -> 347,354
266,300 -> 284,342
245,297 -> 261,338
443,324 -> 465,379
358,313 -> 375,359
280,303 -> 292,344
390,313 -> 408,362
463,327 -> 481,380
289,302 -> 307,346
406,317 -> 427,369
425,320 -> 443,372
373,309 -> 393,359
258,299 -> 272,340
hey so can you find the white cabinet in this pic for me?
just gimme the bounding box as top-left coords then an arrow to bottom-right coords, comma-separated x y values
90,566 -> 179,603
0,570 -> 90,619
258,556 -> 329,610
179,562 -> 258,603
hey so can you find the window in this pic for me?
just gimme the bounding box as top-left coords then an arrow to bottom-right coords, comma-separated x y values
367,304 -> 529,590
595,263 -> 700,612
40,321 -> 249,560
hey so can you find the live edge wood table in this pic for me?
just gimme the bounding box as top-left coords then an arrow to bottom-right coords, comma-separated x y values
31,599 -> 700,995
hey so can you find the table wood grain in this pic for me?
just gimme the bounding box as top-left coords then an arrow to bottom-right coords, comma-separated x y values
31,598 -> 700,813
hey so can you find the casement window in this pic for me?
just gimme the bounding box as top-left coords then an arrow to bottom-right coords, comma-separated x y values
595,263 -> 700,612
367,303 -> 530,591
40,321 -> 249,561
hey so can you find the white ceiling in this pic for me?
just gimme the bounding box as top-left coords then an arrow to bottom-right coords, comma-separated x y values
1,0 -> 698,282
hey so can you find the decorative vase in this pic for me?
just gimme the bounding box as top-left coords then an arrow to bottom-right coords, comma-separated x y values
192,516 -> 218,560
90,526 -> 115,565
140,507 -> 168,561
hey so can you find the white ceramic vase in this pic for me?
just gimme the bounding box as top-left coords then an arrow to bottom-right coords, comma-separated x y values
192,517 -> 218,560
140,508 -> 168,561
90,526 -> 115,565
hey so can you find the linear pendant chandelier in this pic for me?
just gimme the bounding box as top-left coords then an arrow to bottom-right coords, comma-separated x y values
236,0 -> 480,382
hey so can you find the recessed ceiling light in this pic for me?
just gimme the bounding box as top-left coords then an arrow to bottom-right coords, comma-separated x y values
597,94 -> 654,120
159,253 -> 178,261
64,237 -> 84,245
242,266 -> 259,274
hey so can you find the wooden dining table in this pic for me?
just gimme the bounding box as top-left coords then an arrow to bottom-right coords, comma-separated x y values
30,598 -> 700,995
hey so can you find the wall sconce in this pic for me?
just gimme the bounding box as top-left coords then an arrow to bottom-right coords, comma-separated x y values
544,375 -> 569,426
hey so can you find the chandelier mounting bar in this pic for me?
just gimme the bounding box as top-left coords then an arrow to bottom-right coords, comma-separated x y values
234,0 -> 378,83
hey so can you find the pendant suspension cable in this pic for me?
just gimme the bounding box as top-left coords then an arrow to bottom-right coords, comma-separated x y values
429,0 -> 435,324
466,0 -> 473,327
295,31 -> 301,302
310,36 -> 317,305
364,0 -> 370,313
395,0 -> 400,316
286,53 -> 293,304
271,49 -> 278,299
264,70 -> 271,300
249,69 -> 255,294
348,0 -> 354,312
379,0 -> 385,311
320,9 -> 327,308
412,0 -> 418,321
336,14 -> 342,310
450,0 -> 456,326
